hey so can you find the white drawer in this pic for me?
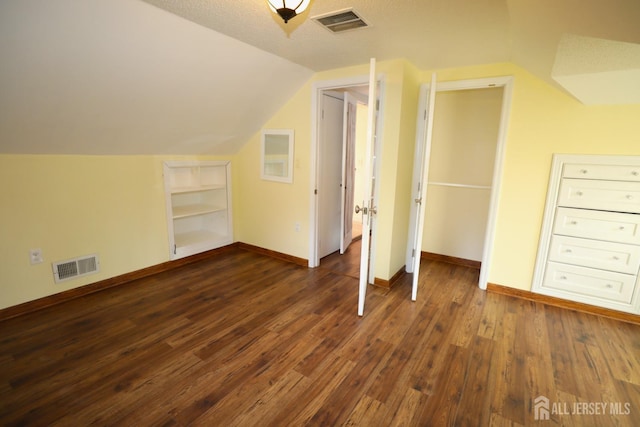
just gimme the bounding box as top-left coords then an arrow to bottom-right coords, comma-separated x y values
543,262 -> 637,304
563,163 -> 640,182
558,178 -> 640,213
554,207 -> 640,244
549,235 -> 640,274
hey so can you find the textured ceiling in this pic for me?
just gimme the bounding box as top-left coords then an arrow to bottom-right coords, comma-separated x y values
141,0 -> 640,87
141,0 -> 512,72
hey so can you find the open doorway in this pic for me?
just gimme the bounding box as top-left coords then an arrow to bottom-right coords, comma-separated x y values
309,74 -> 383,281
317,88 -> 368,261
407,76 -> 513,298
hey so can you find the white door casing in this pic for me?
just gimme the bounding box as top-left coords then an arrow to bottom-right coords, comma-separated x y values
309,70 -> 385,272
406,76 -> 513,295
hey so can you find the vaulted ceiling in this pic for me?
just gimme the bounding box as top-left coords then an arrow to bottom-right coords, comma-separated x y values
1,0 -> 639,155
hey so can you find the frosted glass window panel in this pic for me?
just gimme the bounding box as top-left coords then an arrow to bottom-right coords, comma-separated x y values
261,129 -> 294,183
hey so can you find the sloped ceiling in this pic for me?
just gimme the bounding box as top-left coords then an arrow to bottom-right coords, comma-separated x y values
1,0 -> 639,155
0,0 -> 313,155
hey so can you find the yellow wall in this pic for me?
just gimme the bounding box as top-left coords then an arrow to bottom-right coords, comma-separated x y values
380,61 -> 421,279
424,63 -> 640,290
0,154 -> 230,310
234,59 -> 419,281
3,60 -> 640,311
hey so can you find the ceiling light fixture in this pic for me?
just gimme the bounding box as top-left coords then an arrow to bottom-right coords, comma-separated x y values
267,0 -> 311,24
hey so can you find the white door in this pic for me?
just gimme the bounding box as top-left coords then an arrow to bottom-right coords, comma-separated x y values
408,73 -> 437,301
318,92 -> 345,258
357,58 -> 379,316
340,92 -> 357,254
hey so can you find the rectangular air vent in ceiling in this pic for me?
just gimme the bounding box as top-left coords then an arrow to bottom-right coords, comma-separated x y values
312,8 -> 369,33
53,254 -> 100,283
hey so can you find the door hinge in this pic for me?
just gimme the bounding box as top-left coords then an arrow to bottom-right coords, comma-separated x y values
424,109 -> 427,120
314,189 -> 318,195
412,249 -> 416,257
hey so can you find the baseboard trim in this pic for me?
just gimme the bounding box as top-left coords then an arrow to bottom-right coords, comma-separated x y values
373,267 -> 406,289
0,244 -> 239,322
486,283 -> 640,325
422,251 -> 481,270
235,242 -> 308,267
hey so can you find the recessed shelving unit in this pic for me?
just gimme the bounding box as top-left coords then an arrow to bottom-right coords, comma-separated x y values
163,161 -> 232,260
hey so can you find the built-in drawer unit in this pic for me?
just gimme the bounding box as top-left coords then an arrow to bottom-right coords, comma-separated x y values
533,155 -> 640,314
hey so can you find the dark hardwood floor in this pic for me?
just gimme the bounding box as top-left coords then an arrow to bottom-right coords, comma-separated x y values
1,242 -> 639,426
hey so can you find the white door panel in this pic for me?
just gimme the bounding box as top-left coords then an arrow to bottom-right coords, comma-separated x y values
318,93 -> 344,258
410,73 -> 437,301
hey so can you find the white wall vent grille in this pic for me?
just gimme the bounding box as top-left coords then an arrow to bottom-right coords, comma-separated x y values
312,8 -> 369,33
53,254 -> 99,283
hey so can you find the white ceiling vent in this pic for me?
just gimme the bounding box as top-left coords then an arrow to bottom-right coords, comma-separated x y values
53,254 -> 100,283
312,8 -> 369,33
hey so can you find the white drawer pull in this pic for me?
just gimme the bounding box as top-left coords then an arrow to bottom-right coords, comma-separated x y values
619,226 -> 625,230
612,256 -> 619,261
570,220 -> 578,225
580,169 -> 588,174
632,171 -> 639,176
626,194 -> 633,200
565,249 -> 572,253
605,284 -> 613,289
559,275 -> 567,280
576,191 -> 583,196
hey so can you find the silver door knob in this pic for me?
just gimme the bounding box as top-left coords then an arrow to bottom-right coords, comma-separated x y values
355,205 -> 367,215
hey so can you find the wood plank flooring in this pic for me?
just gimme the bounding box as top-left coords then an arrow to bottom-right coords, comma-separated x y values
1,243 -> 639,426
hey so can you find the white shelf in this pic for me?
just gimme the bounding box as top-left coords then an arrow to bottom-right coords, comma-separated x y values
170,184 -> 226,194
172,204 -> 225,219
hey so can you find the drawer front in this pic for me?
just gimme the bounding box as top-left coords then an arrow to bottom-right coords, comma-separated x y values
554,207 -> 640,244
563,163 -> 640,182
558,178 -> 640,213
543,262 -> 637,304
549,235 -> 640,274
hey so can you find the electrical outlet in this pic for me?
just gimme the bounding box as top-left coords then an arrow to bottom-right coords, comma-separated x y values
29,248 -> 43,265
295,222 -> 301,232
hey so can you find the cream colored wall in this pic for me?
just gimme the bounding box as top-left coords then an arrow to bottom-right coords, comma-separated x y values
423,63 -> 640,290
0,154 -> 230,310
234,80 -> 312,258
382,61 -> 421,279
